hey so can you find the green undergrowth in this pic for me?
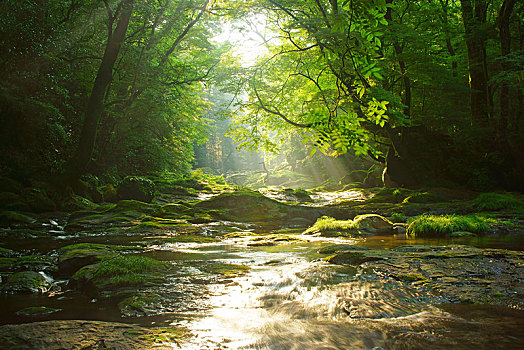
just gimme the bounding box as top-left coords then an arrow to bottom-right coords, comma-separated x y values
407,214 -> 491,237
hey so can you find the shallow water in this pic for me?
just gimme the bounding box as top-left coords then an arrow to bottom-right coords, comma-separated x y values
1,222 -> 523,349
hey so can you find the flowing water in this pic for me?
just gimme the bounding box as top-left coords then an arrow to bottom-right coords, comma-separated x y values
1,217 -> 523,349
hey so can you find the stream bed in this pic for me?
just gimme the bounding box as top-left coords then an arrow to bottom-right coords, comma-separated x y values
1,217 -> 523,349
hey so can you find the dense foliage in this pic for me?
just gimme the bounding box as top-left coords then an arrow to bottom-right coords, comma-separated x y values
0,0 -> 522,191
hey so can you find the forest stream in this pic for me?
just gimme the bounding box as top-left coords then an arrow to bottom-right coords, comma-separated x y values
0,184 -> 523,350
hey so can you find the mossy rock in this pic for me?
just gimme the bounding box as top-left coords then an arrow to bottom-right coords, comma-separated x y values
0,211 -> 35,225
0,247 -> 15,257
100,184 -> 118,202
117,176 -> 155,203
118,293 -> 163,317
60,195 -> 99,211
353,214 -> 394,233
194,190 -> 287,225
201,262 -> 250,277
0,271 -> 52,294
70,255 -> 169,298
58,243 -> 143,278
0,255 -> 56,273
325,250 -> 389,265
16,306 -> 61,316
22,188 -> 56,213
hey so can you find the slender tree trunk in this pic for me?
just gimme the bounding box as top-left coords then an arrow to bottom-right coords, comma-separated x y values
385,0 -> 411,117
65,0 -> 134,182
438,0 -> 458,76
497,0 -> 516,134
460,0 -> 490,128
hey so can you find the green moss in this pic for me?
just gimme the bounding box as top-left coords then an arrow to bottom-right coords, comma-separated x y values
303,216 -> 357,236
471,192 -> 524,211
397,273 -> 427,283
71,254 -> 168,289
129,326 -> 188,345
407,214 -> 489,237
202,263 -> 250,277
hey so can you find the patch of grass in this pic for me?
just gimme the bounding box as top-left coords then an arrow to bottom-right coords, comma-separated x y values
407,214 -> 490,237
303,216 -> 357,236
471,192 -> 523,211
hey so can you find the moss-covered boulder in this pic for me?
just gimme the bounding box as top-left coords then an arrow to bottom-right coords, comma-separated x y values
194,190 -> 287,225
60,195 -> 98,211
0,255 -> 56,274
57,243 -> 143,278
69,255 -> 169,298
23,188 -> 56,212
0,211 -> 36,225
100,184 -> 118,202
117,176 -> 155,203
0,271 -> 52,294
353,214 -> 394,233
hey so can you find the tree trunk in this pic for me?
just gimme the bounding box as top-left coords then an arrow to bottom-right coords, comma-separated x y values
460,0 -> 490,129
385,0 -> 411,117
65,0 -> 134,182
497,0 -> 516,134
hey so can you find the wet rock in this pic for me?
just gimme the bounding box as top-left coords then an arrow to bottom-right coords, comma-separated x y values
353,214 -> 394,233
247,234 -> 305,246
118,293 -> 164,317
57,243 -> 144,278
0,211 -> 36,225
325,250 -> 391,265
0,271 -> 52,294
69,255 -> 169,298
59,194 -> 98,211
117,176 -> 155,203
16,306 -> 61,316
0,255 -> 56,274
322,245 -> 524,309
23,188 -> 56,213
0,320 -> 179,349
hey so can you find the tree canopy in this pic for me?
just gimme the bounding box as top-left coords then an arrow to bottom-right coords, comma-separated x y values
0,0 -> 522,190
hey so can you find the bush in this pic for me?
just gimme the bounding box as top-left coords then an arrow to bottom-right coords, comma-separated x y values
117,176 -> 155,203
407,214 -> 489,237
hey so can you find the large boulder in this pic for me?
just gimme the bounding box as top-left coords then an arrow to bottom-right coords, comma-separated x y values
0,271 -> 52,294
353,214 -> 394,234
117,176 -> 155,203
